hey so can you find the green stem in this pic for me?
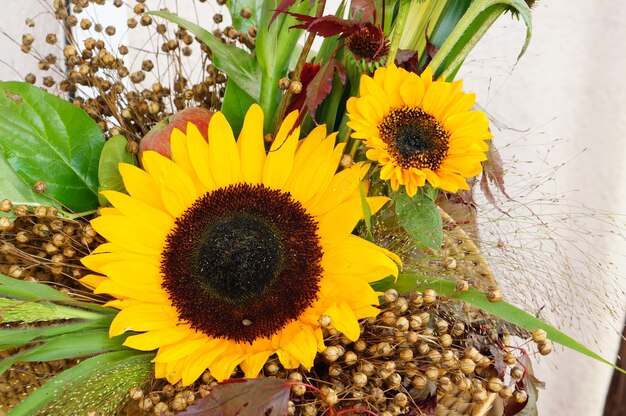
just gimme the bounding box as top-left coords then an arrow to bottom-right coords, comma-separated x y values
273,0 -> 328,137
60,209 -> 98,220
387,0 -> 411,65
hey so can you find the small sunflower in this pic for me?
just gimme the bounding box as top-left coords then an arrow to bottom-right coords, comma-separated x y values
81,104 -> 398,386
346,64 -> 492,196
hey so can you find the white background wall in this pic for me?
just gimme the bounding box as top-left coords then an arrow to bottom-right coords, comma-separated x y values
1,1 -> 625,414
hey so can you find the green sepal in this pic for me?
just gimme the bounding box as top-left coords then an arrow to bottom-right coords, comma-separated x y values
97,135 -> 137,206
7,350 -> 154,416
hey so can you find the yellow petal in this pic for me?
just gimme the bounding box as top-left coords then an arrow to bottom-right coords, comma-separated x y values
324,300 -> 360,341
307,163 -> 369,216
101,190 -> 173,234
317,196 -> 389,243
238,104 -> 266,184
141,151 -> 198,218
170,127 -> 211,194
208,111 -> 241,186
209,352 -> 246,381
322,234 -> 398,281
119,163 -> 165,211
263,111 -> 299,190
91,215 -> 163,255
124,326 -> 190,350
278,322 -> 318,370
181,338 -> 233,386
186,122 -> 217,190
109,303 -> 178,336
79,274 -> 107,290
154,336 -> 208,363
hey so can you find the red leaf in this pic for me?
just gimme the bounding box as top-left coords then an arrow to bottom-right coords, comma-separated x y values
302,58 -> 346,121
270,0 -> 315,27
179,378 -> 291,416
394,49 -> 419,73
350,0 -> 376,22
286,12 -> 357,38
286,62 -> 320,115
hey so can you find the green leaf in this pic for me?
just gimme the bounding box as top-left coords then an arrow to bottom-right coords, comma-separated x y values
429,0 -> 532,79
0,153 -> 56,207
227,0 -> 263,32
394,188 -> 443,249
8,350 -> 153,416
386,275 -> 626,376
0,315 -> 113,349
359,182 -> 373,241
0,82 -> 104,212
148,11 -> 261,101
0,298 -> 103,323
256,0 -> 309,131
0,329 -> 129,376
221,81 -> 257,137
97,135 -> 137,206
0,273 -> 74,302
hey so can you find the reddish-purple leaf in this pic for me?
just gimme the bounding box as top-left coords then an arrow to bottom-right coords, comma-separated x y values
302,58 -> 346,121
286,62 -> 321,115
394,49 -> 419,73
270,0 -> 315,27
350,0 -> 376,22
286,12 -> 357,38
179,378 -> 291,416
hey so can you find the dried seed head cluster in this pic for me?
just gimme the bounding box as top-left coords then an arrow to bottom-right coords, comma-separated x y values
11,0 -> 260,142
123,288 -> 542,416
0,200 -> 102,289
0,351 -> 79,413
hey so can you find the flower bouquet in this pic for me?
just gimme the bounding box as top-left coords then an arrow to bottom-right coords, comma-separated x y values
0,0 -> 622,415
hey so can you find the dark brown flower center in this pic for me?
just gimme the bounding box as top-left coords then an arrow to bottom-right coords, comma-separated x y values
346,23 -> 389,62
379,106 -> 450,170
161,183 -> 323,343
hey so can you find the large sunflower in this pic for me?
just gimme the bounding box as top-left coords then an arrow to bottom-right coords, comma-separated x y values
346,64 -> 492,196
81,104 -> 398,386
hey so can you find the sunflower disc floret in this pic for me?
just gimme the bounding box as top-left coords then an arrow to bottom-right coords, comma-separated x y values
81,104 -> 398,386
346,64 -> 492,196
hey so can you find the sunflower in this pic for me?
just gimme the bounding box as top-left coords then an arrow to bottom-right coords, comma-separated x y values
81,104 -> 398,386
346,64 -> 492,196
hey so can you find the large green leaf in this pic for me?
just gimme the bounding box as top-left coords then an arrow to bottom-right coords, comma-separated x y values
0,82 -> 104,212
148,11 -> 261,101
8,350 -> 153,416
0,154 -> 55,207
374,274 -> 626,376
97,134 -> 137,206
394,188 -> 443,249
0,272 -> 74,302
227,0 -> 263,32
221,81 -> 257,137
